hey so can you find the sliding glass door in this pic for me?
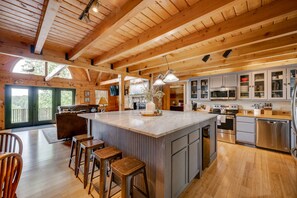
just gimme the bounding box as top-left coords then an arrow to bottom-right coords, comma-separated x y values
5,85 -> 75,129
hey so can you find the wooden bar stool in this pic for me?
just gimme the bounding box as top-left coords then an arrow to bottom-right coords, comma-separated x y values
77,139 -> 105,188
68,134 -> 93,175
107,156 -> 149,198
88,147 -> 122,197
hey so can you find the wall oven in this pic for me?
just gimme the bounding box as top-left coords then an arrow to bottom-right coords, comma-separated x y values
210,87 -> 236,100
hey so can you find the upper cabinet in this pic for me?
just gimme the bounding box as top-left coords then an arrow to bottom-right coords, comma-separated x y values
210,74 -> 237,89
199,78 -> 209,100
190,79 -> 198,100
238,73 -> 252,99
268,68 -> 287,100
252,71 -> 267,100
287,66 -> 297,100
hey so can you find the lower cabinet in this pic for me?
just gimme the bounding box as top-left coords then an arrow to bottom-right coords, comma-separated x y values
236,116 -> 256,145
171,129 -> 201,198
172,147 -> 188,198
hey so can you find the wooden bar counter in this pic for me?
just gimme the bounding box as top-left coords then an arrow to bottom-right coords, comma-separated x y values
79,110 -> 217,198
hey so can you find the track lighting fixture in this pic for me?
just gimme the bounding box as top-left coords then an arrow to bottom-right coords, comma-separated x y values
202,54 -> 210,62
223,49 -> 232,58
79,0 -> 100,23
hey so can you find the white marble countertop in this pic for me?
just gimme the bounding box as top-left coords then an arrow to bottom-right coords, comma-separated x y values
79,110 -> 217,138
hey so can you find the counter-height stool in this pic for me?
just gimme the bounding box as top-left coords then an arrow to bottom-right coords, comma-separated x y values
68,134 -> 93,175
107,156 -> 149,198
88,147 -> 122,197
77,139 -> 105,188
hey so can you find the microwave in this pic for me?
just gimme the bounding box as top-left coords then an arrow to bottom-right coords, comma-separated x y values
210,87 -> 236,100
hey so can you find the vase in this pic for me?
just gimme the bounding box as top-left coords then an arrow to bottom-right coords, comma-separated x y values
146,101 -> 156,113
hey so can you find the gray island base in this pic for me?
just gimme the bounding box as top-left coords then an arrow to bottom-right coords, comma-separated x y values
79,110 -> 217,198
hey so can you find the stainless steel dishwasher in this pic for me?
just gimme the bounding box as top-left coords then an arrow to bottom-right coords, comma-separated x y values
256,118 -> 290,152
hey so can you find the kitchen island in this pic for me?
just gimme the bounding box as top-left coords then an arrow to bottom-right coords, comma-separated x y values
79,110 -> 217,198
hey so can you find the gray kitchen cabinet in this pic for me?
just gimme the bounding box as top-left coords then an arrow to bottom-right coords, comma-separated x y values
172,147 -> 188,198
268,68 -> 287,100
210,76 -> 223,88
223,74 -> 237,87
210,74 -> 237,88
236,116 -> 256,145
286,66 -> 297,100
188,139 -> 199,181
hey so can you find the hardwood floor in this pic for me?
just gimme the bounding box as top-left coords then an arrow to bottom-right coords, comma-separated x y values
181,142 -> 297,198
13,128 -> 297,198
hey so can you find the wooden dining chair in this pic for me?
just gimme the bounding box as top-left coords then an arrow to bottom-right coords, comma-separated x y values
0,132 -> 23,155
0,152 -> 23,198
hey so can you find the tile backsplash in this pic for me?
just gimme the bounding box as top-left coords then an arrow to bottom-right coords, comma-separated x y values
193,100 -> 291,111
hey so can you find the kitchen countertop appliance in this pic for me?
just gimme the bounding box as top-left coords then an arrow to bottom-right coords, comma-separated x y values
210,87 -> 236,100
256,119 -> 290,152
290,83 -> 297,160
211,104 -> 238,144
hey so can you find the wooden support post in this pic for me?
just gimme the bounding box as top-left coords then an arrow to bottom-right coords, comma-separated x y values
119,74 -> 125,111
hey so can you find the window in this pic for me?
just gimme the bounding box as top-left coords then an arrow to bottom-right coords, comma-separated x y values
12,59 -> 45,76
61,90 -> 74,106
48,62 -> 72,79
95,90 -> 108,104
12,59 -> 72,79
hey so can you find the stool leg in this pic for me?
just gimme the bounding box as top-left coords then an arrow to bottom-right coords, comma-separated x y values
77,147 -> 83,177
68,140 -> 75,168
121,175 -> 131,198
143,169 -> 149,198
88,156 -> 96,194
107,172 -> 114,198
74,141 -> 80,176
99,159 -> 107,198
130,176 -> 134,198
84,148 -> 90,188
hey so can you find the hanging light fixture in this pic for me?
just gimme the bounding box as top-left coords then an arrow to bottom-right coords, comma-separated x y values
153,74 -> 165,86
92,0 -> 100,13
163,55 -> 179,83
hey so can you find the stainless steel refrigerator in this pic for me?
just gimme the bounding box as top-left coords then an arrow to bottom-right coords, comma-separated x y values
290,77 -> 297,161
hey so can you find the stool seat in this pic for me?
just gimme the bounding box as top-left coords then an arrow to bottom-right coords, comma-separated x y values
94,147 -> 122,160
73,134 -> 93,142
111,157 -> 145,176
81,139 -> 104,149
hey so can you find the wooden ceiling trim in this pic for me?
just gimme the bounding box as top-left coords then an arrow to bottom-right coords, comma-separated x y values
0,34 -> 149,79
157,0 -> 179,15
58,7 -> 98,27
0,22 -> 37,35
55,12 -> 93,30
0,16 -> 37,30
166,45 -> 297,76
127,17 -> 297,74
113,0 -> 297,69
34,0 -> 61,54
4,0 -> 43,15
93,0 -> 236,66
53,17 -> 92,35
0,1 -> 42,20
148,3 -> 171,20
0,12 -> 39,27
67,0 -> 151,61
0,6 -> 40,23
51,21 -> 88,37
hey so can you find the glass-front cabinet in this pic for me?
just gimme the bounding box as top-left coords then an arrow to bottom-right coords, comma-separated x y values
287,67 -> 297,100
238,73 -> 252,99
252,71 -> 267,99
268,69 -> 286,100
190,79 -> 198,99
199,78 -> 209,100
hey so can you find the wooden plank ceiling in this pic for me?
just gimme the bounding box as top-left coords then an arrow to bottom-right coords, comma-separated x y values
0,0 -> 297,83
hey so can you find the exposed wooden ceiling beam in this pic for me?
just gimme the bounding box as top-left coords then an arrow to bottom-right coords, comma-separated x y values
176,53 -> 297,77
85,69 -> 91,82
67,0 -> 151,60
0,33 -> 149,79
142,33 -> 297,75
100,76 -> 137,86
96,71 -> 102,82
34,0 -> 61,54
178,58 -> 297,80
128,18 -> 297,73
45,64 -> 67,81
113,0 -> 297,69
92,0 -> 236,65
